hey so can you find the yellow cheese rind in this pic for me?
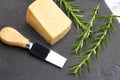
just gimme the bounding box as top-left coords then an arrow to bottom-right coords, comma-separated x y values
27,0 -> 72,45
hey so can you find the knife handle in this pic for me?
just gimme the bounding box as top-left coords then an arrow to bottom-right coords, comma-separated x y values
0,27 -> 29,48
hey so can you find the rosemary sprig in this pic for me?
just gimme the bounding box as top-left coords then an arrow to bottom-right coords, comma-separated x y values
54,0 -> 119,76
55,0 -> 86,30
72,5 -> 100,54
69,14 -> 116,75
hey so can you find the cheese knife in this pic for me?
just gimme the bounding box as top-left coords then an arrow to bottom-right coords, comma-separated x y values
0,27 -> 67,68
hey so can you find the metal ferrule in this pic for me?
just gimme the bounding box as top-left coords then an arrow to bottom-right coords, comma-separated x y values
26,42 -> 33,50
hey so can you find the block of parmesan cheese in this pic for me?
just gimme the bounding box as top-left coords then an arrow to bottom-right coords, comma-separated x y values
26,0 -> 72,45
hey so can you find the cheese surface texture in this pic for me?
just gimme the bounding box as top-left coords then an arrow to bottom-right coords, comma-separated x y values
27,0 -> 72,45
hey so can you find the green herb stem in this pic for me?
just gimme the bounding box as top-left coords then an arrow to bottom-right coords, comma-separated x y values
70,14 -> 114,75
58,0 -> 86,30
72,5 -> 100,54
54,0 -> 117,76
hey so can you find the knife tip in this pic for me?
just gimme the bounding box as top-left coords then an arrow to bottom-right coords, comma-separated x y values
45,50 -> 67,68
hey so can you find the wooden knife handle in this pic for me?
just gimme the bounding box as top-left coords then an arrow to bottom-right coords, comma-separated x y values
0,27 -> 29,48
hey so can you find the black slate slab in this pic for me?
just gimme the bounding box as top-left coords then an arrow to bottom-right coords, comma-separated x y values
0,0 -> 120,80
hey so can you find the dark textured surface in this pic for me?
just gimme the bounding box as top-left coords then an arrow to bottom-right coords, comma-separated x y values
0,0 -> 120,80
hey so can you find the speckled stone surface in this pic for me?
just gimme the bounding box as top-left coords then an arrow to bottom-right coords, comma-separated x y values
0,0 -> 120,80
